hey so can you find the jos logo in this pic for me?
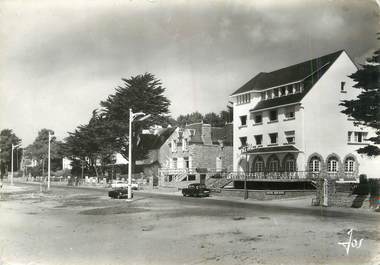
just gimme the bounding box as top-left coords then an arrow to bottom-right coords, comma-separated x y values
338,229 -> 364,255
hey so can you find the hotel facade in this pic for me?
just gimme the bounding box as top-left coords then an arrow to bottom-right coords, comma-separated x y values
230,50 -> 379,180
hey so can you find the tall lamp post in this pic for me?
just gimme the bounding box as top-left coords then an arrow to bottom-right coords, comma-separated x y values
11,144 -> 21,185
47,132 -> 53,190
127,108 -> 151,200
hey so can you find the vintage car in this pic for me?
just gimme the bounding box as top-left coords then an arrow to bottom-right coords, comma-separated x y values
182,183 -> 210,197
108,188 -> 133,199
110,180 -> 138,190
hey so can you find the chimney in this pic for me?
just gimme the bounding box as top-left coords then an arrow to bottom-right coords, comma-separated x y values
201,124 -> 212,145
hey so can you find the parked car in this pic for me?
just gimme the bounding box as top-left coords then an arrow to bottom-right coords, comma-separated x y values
182,183 -> 210,197
111,181 -> 138,190
108,188 -> 133,199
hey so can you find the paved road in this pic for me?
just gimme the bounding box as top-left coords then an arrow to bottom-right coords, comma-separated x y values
1,184 -> 379,265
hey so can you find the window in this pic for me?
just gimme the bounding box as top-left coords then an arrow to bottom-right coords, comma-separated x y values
239,137 -> 247,147
285,106 -> 295,119
171,139 -> 177,152
188,175 -> 196,181
280,86 -> 286,96
267,91 -> 273,99
344,157 -> 355,172
348,131 -> 367,143
254,114 -> 262,124
285,131 -> 295,144
294,83 -> 301,93
254,157 -> 264,172
273,88 -> 279,97
327,157 -> 338,172
341,81 -> 346,92
284,156 -> 296,172
309,157 -> 321,172
269,133 -> 278,144
240,115 -> 247,126
347,132 -> 352,142
269,110 -> 278,121
237,93 -> 251,104
268,155 -> 279,172
172,158 -> 178,169
287,85 -> 293,95
354,132 -> 367,143
254,135 -> 263,145
261,92 -> 266,100
216,157 -> 223,171
182,138 -> 188,151
184,157 -> 189,169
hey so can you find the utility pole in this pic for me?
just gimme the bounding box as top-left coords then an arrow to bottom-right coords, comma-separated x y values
127,109 -> 150,200
47,132 -> 53,190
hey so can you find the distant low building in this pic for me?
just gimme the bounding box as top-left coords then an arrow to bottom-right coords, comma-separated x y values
62,157 -> 72,170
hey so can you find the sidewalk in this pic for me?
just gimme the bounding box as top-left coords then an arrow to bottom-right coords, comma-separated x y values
9,180 -> 379,216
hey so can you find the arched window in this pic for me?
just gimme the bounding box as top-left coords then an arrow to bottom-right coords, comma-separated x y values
267,155 -> 280,172
344,157 -> 355,172
309,156 -> 321,172
284,154 -> 296,172
254,156 -> 264,172
327,156 -> 339,172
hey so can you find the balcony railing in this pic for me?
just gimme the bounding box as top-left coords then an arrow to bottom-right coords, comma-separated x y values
227,171 -> 322,181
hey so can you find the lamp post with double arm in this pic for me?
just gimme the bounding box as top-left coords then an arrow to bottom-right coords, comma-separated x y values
127,108 -> 151,200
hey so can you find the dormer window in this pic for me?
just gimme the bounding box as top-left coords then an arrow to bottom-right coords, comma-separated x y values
267,90 -> 272,99
341,81 -> 346,93
273,88 -> 279,98
295,83 -> 301,93
287,85 -> 293,95
237,93 -> 251,105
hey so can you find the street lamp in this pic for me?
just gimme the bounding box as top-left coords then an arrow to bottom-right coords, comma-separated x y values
47,132 -> 54,190
127,108 -> 151,200
11,144 -> 21,185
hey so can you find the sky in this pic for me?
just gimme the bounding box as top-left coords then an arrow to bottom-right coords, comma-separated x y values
0,0 -> 379,146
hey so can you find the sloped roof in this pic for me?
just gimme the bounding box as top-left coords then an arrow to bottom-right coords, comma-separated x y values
138,127 -> 176,150
231,50 -> 344,96
211,123 -> 233,145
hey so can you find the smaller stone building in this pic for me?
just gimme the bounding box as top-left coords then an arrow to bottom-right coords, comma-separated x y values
158,123 -> 233,188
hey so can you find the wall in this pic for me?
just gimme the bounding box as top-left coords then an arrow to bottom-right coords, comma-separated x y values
213,189 -> 315,200
302,51 -> 380,178
189,144 -> 233,171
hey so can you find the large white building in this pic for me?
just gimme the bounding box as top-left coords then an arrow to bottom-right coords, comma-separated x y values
230,50 -> 379,180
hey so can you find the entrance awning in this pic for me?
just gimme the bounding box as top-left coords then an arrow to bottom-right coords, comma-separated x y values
241,145 -> 300,155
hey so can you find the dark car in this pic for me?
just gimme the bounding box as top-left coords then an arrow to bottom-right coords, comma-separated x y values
182,183 -> 210,197
108,188 -> 133,199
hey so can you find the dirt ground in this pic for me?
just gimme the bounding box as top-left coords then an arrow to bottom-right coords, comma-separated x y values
0,184 -> 379,265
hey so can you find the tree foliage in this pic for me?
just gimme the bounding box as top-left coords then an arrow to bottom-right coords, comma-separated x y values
340,45 -> 380,156
0,129 -> 22,177
100,73 -> 171,163
175,108 -> 233,127
63,73 -> 172,177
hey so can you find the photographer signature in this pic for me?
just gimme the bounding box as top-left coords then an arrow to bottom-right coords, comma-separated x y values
338,229 -> 364,255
